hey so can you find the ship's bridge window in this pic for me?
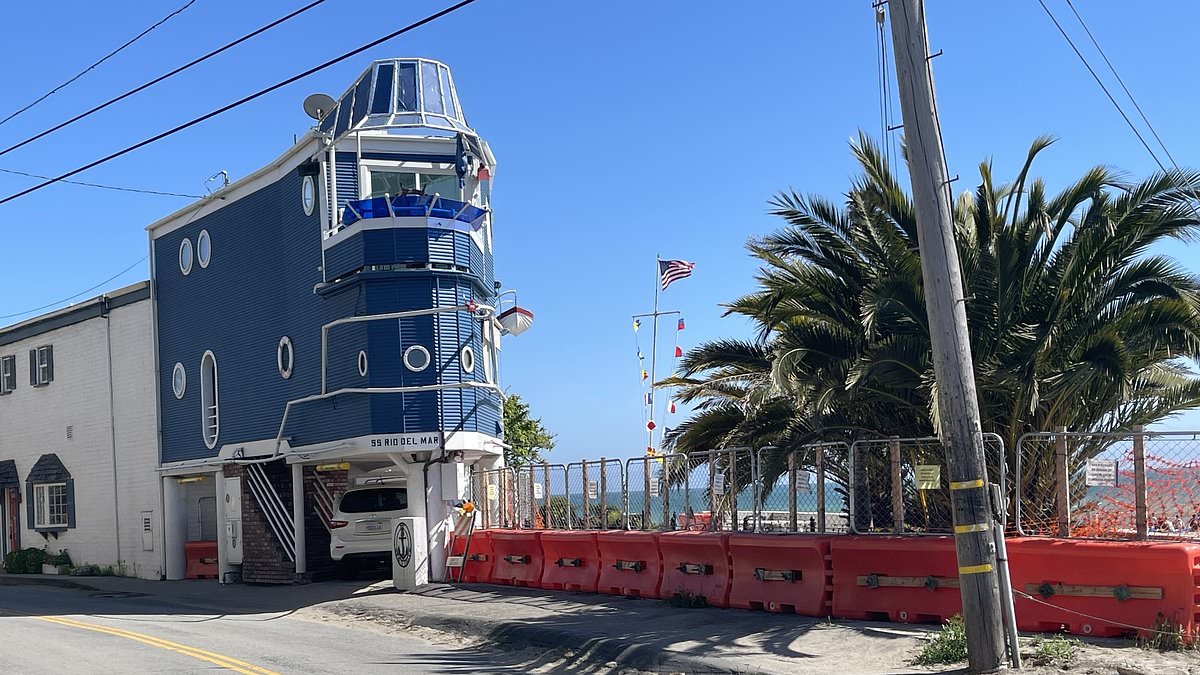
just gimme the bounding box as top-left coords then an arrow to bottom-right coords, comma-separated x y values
368,170 -> 459,199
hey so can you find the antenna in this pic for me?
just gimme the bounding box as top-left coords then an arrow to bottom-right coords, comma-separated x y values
302,93 -> 336,121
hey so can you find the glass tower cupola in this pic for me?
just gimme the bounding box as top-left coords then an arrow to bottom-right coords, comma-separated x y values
318,58 -> 473,140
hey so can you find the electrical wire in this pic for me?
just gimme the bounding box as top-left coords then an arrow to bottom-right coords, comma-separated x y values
0,0 -> 198,129
0,167 -> 200,198
1063,0 -> 1179,169
1036,0 -> 1169,175
0,0 -> 481,207
0,256 -> 147,321
0,0 -> 331,160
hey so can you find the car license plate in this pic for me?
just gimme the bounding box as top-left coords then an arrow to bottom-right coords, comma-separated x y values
363,521 -> 383,532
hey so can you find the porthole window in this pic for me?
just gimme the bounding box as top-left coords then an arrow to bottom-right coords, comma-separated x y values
172,362 -> 186,399
357,350 -> 368,377
179,238 -> 193,275
277,336 -> 294,379
403,345 -> 430,372
301,175 -> 316,216
200,351 -> 219,449
460,346 -> 475,374
197,229 -> 211,268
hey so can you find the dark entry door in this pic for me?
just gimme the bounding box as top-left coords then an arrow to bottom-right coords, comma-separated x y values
2,488 -> 18,556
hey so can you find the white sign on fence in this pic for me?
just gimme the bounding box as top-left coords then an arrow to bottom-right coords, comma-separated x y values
915,464 -> 941,491
796,470 -> 813,493
713,472 -> 727,495
533,482 -> 544,500
1085,459 -> 1118,487
649,479 -> 661,497
486,483 -> 498,501
587,480 -> 599,499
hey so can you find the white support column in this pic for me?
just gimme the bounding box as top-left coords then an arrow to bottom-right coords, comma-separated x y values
215,471 -> 229,583
292,463 -> 307,577
162,477 -> 187,580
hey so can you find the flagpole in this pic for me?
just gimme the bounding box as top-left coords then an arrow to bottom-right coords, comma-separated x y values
649,255 -> 661,453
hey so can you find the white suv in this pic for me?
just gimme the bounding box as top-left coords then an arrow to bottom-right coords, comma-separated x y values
329,485 -> 409,567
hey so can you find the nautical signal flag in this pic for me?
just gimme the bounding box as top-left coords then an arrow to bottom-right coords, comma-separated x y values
646,447 -> 656,456
644,393 -> 652,405
668,400 -> 676,414
674,345 -> 683,358
638,350 -> 644,360
677,318 -> 685,331
633,319 -> 641,331
641,369 -> 648,381
647,420 -> 656,431
659,259 -> 695,291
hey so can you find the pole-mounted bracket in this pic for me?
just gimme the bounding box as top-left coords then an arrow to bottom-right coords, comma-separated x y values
755,568 -> 801,582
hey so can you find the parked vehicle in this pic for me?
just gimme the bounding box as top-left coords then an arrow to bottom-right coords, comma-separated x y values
329,484 -> 409,568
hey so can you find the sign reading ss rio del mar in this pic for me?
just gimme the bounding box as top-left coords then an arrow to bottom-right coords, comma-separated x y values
368,432 -> 444,450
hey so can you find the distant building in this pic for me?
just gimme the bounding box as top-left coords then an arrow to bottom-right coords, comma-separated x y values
149,58 -> 511,582
0,282 -> 161,579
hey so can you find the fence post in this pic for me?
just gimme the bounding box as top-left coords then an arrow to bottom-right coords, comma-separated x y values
581,460 -> 590,529
890,436 -> 903,534
661,458 -> 671,530
816,445 -> 826,533
730,449 -> 740,532
643,459 -> 652,530
542,463 -> 551,529
708,453 -> 717,531
599,457 -> 608,530
1134,424 -> 1148,540
852,442 -> 871,531
788,451 -> 798,533
1055,426 -> 1070,537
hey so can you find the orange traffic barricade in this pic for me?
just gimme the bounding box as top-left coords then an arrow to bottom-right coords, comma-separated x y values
184,541 -> 218,580
831,536 -> 961,624
728,534 -> 832,615
596,531 -> 662,598
658,531 -> 732,608
539,530 -> 601,593
451,528 -> 495,584
490,530 -> 544,587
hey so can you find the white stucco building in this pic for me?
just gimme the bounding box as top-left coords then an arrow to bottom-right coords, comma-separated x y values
0,282 -> 162,580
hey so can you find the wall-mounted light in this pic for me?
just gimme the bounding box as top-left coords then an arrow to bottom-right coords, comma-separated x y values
315,462 -> 350,472
176,476 -> 207,484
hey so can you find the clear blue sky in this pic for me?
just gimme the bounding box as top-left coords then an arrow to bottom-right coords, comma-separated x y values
2,1 -> 1199,461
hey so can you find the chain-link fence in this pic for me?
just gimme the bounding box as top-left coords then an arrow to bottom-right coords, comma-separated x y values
675,448 -> 756,532
471,467 -> 519,529
753,443 -> 850,533
848,434 -> 1006,535
563,458 -> 626,529
624,453 -> 689,530
520,463 -> 569,529
1017,428 -> 1200,541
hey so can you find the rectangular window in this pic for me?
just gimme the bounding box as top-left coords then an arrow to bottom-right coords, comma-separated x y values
33,483 -> 68,528
30,345 -> 53,386
0,355 -> 14,394
368,170 -> 457,199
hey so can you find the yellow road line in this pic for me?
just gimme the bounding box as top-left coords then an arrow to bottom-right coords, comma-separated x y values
0,607 -> 279,675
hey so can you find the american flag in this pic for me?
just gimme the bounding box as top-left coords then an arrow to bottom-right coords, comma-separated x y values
658,259 -> 695,291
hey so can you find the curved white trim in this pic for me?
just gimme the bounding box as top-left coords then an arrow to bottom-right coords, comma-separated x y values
460,345 -> 475,374
302,175 -> 316,216
278,336 -> 294,379
403,345 -> 430,372
179,238 -> 193,275
172,362 -> 186,399
197,229 -> 211,268
357,350 -> 368,377
200,350 -> 219,449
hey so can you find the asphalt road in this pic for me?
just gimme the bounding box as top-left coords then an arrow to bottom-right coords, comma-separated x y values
0,584 -> 552,674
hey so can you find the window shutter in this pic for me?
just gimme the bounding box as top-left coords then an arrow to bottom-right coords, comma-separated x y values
44,346 -> 53,383
28,350 -> 36,386
65,479 -> 75,529
26,483 -> 34,529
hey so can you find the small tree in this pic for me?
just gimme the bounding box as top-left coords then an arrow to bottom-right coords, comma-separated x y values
502,393 -> 556,468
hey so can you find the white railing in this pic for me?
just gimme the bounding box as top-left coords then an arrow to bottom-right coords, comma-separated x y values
312,471 -> 337,533
244,463 -> 295,562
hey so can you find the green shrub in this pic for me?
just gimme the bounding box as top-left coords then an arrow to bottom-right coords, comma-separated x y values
1030,635 -> 1079,665
2,547 -> 49,574
665,591 -> 708,608
913,615 -> 968,665
1141,614 -> 1197,652
49,550 -> 71,567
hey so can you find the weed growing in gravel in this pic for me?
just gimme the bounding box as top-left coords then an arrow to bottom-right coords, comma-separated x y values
913,615 -> 967,665
1029,635 -> 1079,666
1141,614 -> 1197,652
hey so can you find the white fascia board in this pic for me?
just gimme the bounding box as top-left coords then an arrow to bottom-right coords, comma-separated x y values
281,432 -> 504,464
147,131 -> 324,239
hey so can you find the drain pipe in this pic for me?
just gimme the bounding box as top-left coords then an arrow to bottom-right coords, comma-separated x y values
103,297 -> 123,573
991,483 -> 1022,669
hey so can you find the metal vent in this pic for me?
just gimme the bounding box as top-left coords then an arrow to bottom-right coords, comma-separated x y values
65,425 -> 73,440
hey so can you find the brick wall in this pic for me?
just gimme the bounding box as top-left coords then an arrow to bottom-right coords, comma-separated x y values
305,467 -> 346,579
232,461 -> 296,584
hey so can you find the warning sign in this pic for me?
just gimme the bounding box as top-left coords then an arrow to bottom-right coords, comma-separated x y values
486,483 -> 498,500
533,482 -> 544,500
649,480 -> 661,497
915,465 -> 941,491
587,480 -> 599,499
1085,459 -> 1118,487
796,470 -> 813,493
713,473 -> 726,495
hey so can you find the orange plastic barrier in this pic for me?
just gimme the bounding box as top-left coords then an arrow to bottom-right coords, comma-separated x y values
728,534 -> 831,615
184,541 -> 218,580
831,536 -> 961,624
539,531 -> 601,592
1007,537 -> 1200,638
658,532 -> 732,608
596,531 -> 662,598
490,530 -> 544,587
450,529 -> 495,584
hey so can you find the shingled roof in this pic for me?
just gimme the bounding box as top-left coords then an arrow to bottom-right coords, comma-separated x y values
0,460 -> 16,489
26,454 -> 70,484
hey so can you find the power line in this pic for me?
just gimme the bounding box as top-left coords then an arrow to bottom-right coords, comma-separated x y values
0,0 -> 198,129
0,256 -> 148,321
0,0 -> 331,160
0,0 -> 481,208
1036,0 -> 1169,175
1063,0 -> 1180,170
0,167 -> 200,198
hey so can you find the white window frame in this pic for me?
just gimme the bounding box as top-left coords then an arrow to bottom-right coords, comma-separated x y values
33,346 -> 52,386
403,345 -> 431,372
358,160 -> 458,200
357,350 -> 368,377
197,229 -> 211,268
179,237 -> 193,275
172,362 -> 186,399
200,350 -> 219,449
0,354 -> 15,394
301,175 -> 316,216
278,336 -> 294,379
460,345 -> 475,374
33,482 -> 68,528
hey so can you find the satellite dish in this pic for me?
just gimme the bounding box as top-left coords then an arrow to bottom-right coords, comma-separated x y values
303,93 -> 336,121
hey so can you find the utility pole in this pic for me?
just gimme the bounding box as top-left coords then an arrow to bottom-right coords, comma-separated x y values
886,1 -> 1006,672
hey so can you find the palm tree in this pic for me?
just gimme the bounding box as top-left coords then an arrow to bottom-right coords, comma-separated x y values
663,133 -> 1200,527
